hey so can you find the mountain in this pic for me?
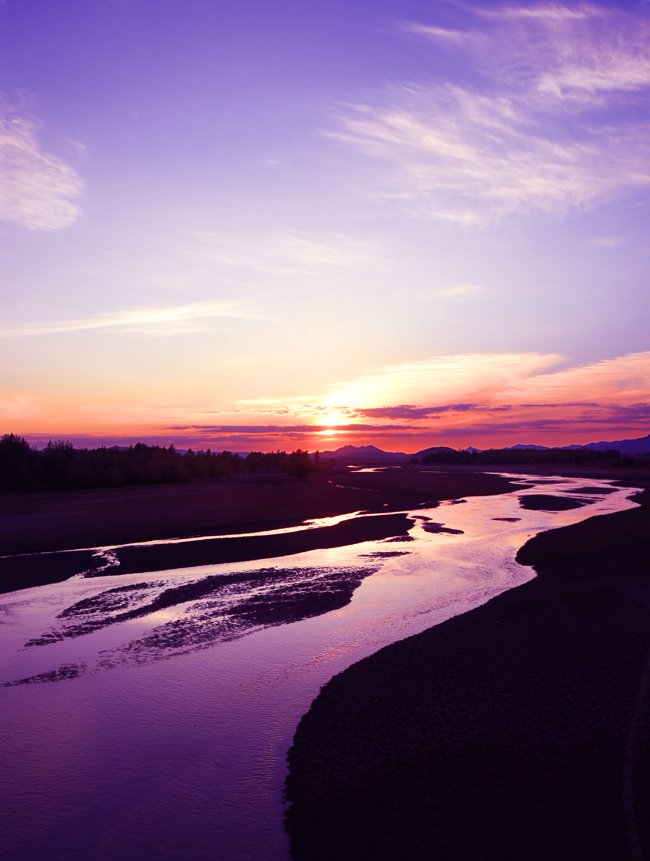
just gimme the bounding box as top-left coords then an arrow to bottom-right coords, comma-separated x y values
315,432 -> 650,464
317,444 -> 408,462
489,435 -> 649,454
580,433 -> 650,456
413,446 -> 457,459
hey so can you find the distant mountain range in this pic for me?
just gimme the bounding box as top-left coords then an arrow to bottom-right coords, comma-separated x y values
318,433 -> 650,462
565,433 -> 650,455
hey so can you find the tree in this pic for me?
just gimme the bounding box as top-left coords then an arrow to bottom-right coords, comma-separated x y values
287,449 -> 311,478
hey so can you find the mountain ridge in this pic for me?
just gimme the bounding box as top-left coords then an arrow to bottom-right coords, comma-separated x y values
316,432 -> 650,462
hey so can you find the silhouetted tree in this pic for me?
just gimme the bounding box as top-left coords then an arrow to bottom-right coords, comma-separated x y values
287,449 -> 311,478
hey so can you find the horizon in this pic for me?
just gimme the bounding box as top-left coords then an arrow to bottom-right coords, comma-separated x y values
8,429 -> 650,456
2,1 -> 650,451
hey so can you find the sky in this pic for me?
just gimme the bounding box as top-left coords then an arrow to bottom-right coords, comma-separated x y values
1,0 -> 650,453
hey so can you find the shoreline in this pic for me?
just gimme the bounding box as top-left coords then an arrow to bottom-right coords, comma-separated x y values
285,473 -> 650,860
0,468 -> 518,594
0,512 -> 416,596
4,464 -> 633,557
0,470 -> 650,861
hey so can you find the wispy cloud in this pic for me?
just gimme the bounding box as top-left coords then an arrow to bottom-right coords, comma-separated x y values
591,236 -> 626,248
185,230 -> 374,274
0,108 -> 83,230
503,351 -> 650,403
401,22 -> 483,46
0,301 -> 259,338
478,6 -> 596,21
333,3 -> 650,221
440,282 -> 484,298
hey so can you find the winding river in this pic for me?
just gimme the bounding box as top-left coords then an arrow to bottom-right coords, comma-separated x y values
0,474 -> 640,860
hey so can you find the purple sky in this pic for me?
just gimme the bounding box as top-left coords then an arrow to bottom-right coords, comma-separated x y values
1,0 -> 650,452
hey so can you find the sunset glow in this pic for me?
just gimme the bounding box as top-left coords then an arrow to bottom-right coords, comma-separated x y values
1,0 -> 649,453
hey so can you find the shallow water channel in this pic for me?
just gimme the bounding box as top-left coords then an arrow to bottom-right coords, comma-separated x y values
0,474 -> 640,860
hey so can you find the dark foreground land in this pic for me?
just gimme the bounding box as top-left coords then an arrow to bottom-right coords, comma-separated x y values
285,471 -> 650,861
0,467 -> 517,594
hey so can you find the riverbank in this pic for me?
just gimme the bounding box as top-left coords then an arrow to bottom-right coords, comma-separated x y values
0,469 -> 518,594
285,472 -> 650,860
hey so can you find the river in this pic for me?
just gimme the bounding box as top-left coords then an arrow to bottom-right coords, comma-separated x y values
0,473 -> 640,860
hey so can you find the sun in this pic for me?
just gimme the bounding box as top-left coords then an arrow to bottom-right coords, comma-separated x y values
316,428 -> 349,438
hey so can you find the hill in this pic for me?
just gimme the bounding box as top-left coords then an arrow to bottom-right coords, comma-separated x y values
582,433 -> 650,456
317,445 -> 409,463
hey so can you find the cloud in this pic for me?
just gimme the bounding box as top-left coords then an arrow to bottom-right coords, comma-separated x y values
591,236 -> 626,248
0,301 -> 259,338
332,3 -> 650,221
440,282 -> 484,298
170,423 -> 415,435
0,111 -> 83,230
503,350 -> 650,403
425,401 -> 650,438
194,351 -> 650,445
329,351 -> 650,414
355,404 -> 471,420
291,350 -> 650,439
456,3 -> 650,99
186,230 -> 374,274
355,403 -> 511,420
480,6 -> 597,21
401,23 -> 482,46
325,353 -> 562,408
21,351 -> 649,449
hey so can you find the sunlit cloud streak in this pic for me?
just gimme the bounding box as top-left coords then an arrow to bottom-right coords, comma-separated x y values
170,423 -> 415,435
431,406 -> 650,438
0,301 -> 260,338
0,109 -> 83,230
503,351 -> 650,403
324,351 -> 650,415
334,3 -> 650,221
325,353 -> 562,408
233,351 -> 650,444
355,404 -> 512,420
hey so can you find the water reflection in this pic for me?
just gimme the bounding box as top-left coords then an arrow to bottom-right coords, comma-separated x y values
0,475 -> 640,861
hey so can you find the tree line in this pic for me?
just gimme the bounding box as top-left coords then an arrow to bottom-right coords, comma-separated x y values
0,434 -> 332,492
420,447 -> 630,466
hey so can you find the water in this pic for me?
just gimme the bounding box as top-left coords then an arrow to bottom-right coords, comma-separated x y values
0,475 -> 640,860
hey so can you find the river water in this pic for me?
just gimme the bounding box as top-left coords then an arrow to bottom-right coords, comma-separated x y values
0,474 -> 640,860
